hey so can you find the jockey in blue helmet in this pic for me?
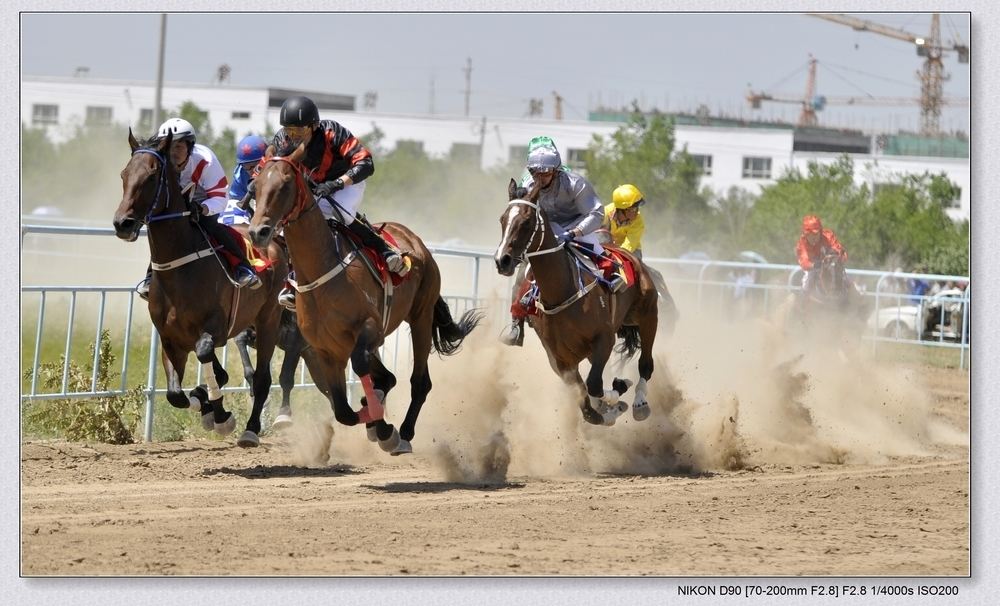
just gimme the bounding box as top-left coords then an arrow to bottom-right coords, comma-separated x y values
222,134 -> 268,225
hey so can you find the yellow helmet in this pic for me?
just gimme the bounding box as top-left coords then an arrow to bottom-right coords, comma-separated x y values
612,184 -> 645,210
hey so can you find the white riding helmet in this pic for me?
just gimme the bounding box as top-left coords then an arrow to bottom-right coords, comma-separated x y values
157,118 -> 196,143
526,146 -> 561,172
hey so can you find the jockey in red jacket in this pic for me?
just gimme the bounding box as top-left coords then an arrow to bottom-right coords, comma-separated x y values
796,215 -> 847,298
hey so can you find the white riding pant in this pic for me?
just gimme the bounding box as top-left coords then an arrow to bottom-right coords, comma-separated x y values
317,181 -> 366,225
801,268 -> 819,292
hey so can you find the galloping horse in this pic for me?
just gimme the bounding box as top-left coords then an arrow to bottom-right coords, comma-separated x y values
113,130 -> 289,447
247,143 -> 482,454
775,253 -> 871,342
495,179 -> 660,426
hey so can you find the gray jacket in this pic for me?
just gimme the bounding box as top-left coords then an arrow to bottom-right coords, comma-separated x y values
523,170 -> 604,235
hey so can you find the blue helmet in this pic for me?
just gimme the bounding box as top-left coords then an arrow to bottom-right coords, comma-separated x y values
236,135 -> 268,164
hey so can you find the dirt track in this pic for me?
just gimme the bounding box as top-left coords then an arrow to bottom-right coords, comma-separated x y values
20,365 -> 968,577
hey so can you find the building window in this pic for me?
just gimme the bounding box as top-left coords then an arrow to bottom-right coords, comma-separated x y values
742,156 -> 772,179
690,154 -> 713,176
231,111 -> 251,120
394,139 -> 424,155
138,108 -> 154,130
566,148 -> 587,171
85,106 -> 113,125
509,145 -> 528,164
32,104 -> 58,125
948,187 -> 962,209
450,142 -> 481,166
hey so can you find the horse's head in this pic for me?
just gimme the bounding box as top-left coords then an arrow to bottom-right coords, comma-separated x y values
113,128 -> 175,241
817,252 -> 846,298
248,142 -> 310,248
494,178 -> 548,276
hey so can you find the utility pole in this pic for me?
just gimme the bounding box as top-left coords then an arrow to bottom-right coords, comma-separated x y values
463,57 -> 472,117
429,74 -> 435,115
552,90 -> 563,121
152,13 -> 167,130
477,116 -> 487,169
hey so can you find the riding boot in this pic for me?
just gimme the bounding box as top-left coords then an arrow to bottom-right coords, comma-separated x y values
347,219 -> 407,275
499,315 -> 525,347
201,218 -> 262,290
136,263 -> 153,301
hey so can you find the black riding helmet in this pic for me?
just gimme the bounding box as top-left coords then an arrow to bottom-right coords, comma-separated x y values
280,96 -> 320,127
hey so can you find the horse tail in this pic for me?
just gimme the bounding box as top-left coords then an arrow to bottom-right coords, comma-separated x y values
431,297 -> 484,356
614,325 -> 642,360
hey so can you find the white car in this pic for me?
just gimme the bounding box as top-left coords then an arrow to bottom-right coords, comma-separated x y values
867,288 -> 969,341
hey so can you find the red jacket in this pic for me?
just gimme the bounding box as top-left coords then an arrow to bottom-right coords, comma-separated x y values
796,229 -> 846,271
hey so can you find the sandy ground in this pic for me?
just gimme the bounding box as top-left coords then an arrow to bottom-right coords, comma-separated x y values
21,348 -> 969,576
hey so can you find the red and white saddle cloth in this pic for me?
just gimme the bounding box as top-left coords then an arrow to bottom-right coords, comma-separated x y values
337,223 -> 411,287
212,224 -> 274,275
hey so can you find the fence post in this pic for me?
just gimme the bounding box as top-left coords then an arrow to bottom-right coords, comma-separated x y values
143,328 -> 160,442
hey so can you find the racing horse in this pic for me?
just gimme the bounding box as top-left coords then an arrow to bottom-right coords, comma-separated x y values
494,179 -> 660,426
774,252 -> 871,345
113,129 -> 289,447
247,143 -> 483,455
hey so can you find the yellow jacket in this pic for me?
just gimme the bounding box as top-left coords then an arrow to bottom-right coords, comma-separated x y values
603,202 -> 644,253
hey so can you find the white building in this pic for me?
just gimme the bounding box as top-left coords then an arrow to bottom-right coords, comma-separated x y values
22,75 -> 969,221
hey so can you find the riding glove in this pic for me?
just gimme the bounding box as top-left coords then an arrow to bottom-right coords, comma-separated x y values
313,178 -> 345,198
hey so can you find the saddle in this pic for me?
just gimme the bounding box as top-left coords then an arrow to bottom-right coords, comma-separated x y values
210,224 -> 273,275
510,244 -> 637,318
330,220 -> 411,287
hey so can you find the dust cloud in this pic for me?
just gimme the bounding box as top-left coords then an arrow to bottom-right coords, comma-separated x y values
309,284 -> 968,484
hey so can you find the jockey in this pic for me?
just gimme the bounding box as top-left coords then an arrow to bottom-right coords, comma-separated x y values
796,214 -> 847,299
499,145 -> 622,347
603,183 -> 646,259
136,118 -> 261,301
272,95 -> 404,310
220,134 -> 268,226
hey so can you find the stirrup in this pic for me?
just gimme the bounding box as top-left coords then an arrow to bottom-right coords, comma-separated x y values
383,251 -> 408,275
236,267 -> 262,290
499,319 -> 524,347
136,276 -> 151,301
277,287 -> 296,312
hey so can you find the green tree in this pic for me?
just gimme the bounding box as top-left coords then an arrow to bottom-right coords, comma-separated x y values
584,105 -> 711,255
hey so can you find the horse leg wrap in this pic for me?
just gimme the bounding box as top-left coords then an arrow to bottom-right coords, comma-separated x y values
202,362 -> 223,400
358,374 -> 384,423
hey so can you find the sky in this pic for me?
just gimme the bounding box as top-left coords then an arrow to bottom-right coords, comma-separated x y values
19,11 -> 972,134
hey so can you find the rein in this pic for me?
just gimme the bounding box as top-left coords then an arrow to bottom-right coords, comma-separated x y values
264,156 -> 316,226
131,149 -> 193,225
505,199 -> 595,315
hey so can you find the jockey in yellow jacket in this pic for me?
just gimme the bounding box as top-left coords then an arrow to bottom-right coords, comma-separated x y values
603,184 -> 646,259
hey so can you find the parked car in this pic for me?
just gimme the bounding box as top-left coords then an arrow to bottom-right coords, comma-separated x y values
867,288 -> 969,342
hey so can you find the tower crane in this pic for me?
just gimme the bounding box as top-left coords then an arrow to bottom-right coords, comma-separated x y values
746,54 -> 970,129
807,13 -> 969,135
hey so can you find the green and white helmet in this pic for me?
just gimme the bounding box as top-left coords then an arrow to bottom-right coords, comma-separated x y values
526,146 -> 562,172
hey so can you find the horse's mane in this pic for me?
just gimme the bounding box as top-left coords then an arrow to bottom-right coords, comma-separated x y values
135,135 -> 161,150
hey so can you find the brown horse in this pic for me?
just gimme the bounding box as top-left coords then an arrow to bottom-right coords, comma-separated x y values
113,130 -> 289,447
246,143 -> 482,454
495,179 -> 660,426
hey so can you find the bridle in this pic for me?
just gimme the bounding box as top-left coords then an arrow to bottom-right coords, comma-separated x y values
261,156 -> 315,227
130,148 -> 189,225
506,199 -> 565,263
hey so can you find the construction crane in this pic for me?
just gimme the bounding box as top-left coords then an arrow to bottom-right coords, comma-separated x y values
807,13 -> 969,135
746,54 -> 970,128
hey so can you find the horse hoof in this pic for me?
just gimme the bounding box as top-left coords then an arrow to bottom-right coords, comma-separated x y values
215,415 -> 237,436
378,428 -> 401,453
632,401 -> 651,422
366,424 -> 378,443
272,407 -> 293,431
390,439 -> 412,456
189,385 -> 209,412
200,411 -> 215,431
237,430 -> 260,448
603,402 -> 629,426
